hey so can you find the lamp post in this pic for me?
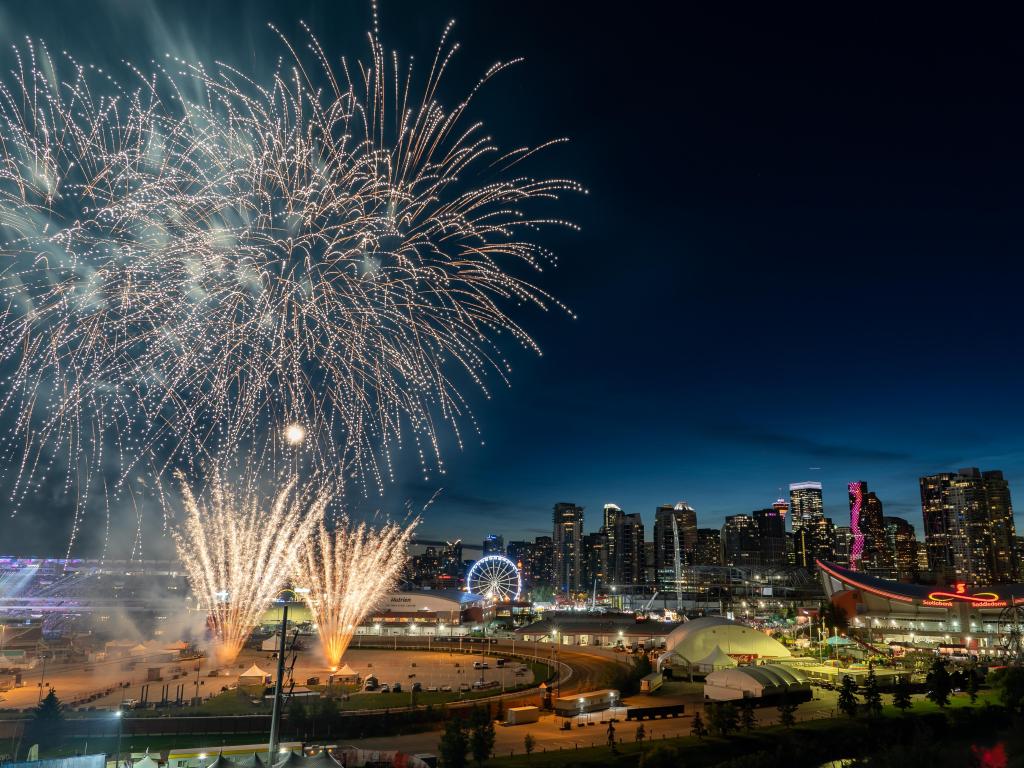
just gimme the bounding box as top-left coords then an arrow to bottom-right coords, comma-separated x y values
114,710 -> 123,768
267,601 -> 289,765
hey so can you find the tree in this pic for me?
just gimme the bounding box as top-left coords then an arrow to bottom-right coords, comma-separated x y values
892,676 -> 913,713
523,733 -> 535,756
925,658 -> 951,708
607,720 -> 618,753
740,700 -> 756,732
635,723 -> 646,743
691,710 -> 707,739
25,689 -> 64,749
966,667 -> 979,704
468,707 -> 495,766
287,699 -> 308,738
439,719 -> 469,768
838,675 -> 859,718
994,666 -> 1024,713
777,692 -> 798,728
709,702 -> 739,737
863,668 -> 883,717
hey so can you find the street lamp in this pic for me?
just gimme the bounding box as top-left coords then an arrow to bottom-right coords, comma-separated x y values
114,710 -> 124,768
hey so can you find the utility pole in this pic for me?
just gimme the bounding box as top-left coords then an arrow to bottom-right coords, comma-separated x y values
268,603 -> 289,764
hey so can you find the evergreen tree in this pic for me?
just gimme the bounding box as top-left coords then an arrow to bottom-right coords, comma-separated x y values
691,710 -> 707,739
892,676 -> 913,713
468,707 -> 495,766
838,675 -> 859,718
967,668 -> 979,704
635,722 -> 646,743
523,733 -> 535,756
863,668 -> 883,717
777,691 -> 798,728
710,702 -> 739,736
26,689 -> 64,749
925,658 -> 952,708
740,700 -> 756,732
439,719 -> 469,768
287,699 -> 308,738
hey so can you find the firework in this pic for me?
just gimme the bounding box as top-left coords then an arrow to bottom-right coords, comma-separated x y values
0,15 -> 577,552
172,469 -> 326,665
294,515 -> 417,668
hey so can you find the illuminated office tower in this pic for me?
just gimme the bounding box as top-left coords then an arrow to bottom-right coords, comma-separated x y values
695,529 -> 722,566
483,534 -> 505,557
654,502 -> 698,570
790,481 -> 832,568
883,516 -> 918,581
753,505 -> 787,568
722,514 -> 760,567
920,468 -> 1016,585
553,502 -> 585,594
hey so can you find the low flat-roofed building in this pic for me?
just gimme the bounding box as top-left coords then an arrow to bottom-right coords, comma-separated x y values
514,613 -> 682,647
362,590 -> 493,630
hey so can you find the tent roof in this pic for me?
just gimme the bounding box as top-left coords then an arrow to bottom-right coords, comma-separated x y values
697,645 -> 737,667
825,635 -> 854,646
240,664 -> 270,678
133,756 -> 160,768
335,663 -> 357,676
273,752 -> 343,768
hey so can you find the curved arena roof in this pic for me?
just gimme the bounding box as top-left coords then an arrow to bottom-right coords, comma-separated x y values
663,617 -> 790,664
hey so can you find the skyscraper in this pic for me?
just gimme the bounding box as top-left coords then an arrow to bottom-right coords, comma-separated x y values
847,482 -> 892,573
483,534 -> 505,557
984,471 -> 1018,582
790,481 -> 832,568
722,514 -> 760,567
581,530 -> 609,592
753,506 -> 787,568
653,502 -> 698,571
920,468 -> 1016,585
883,516 -> 918,581
553,503 -> 585,594
695,529 -> 722,566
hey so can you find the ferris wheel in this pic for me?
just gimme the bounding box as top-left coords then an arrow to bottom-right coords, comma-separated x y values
466,555 -> 522,602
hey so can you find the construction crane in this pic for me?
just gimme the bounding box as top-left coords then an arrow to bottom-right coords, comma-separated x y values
642,590 -> 659,612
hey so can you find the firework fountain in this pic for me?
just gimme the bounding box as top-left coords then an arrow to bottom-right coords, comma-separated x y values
295,517 -> 418,668
172,469 -> 326,665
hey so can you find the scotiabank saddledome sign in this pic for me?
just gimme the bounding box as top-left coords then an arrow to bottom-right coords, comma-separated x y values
922,583 -> 1007,608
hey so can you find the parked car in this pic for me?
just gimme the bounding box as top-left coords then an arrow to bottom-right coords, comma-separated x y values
426,685 -> 439,692
458,683 -> 470,692
411,682 -> 422,692
379,683 -> 390,693
440,684 -> 452,692
392,682 -> 402,693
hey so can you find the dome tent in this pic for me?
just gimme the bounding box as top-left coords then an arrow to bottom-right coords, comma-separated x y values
661,617 -> 790,671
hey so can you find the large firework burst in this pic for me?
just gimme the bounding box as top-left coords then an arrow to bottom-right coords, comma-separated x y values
294,516 -> 417,668
0,17 -> 577,549
172,469 -> 326,665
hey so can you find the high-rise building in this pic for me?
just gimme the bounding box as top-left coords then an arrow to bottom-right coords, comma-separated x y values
653,502 -> 698,571
532,536 -> 554,588
883,516 -> 918,581
847,482 -> 893,573
753,506 -> 786,568
602,505 -> 646,586
695,529 -> 722,566
553,503 -> 585,594
722,514 -> 759,567
506,540 -> 532,586
834,526 -> 853,567
790,481 -> 832,568
483,534 -> 505,557
581,531 -> 609,592
920,468 -> 1017,585
984,471 -> 1017,582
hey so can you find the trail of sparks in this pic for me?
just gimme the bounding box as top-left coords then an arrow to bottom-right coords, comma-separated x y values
0,18 -> 578,553
294,515 -> 417,668
172,468 -> 326,666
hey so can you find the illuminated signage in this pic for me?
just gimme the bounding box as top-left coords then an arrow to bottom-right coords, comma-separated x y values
922,582 -> 1006,608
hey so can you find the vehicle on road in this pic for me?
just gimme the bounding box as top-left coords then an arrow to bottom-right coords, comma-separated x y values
440,684 -> 452,692
379,684 -> 390,693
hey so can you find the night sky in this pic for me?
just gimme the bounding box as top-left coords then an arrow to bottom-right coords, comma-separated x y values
3,2 -> 1024,555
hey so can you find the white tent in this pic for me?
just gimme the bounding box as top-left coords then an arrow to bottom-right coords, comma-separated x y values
333,664 -> 358,683
132,755 -> 160,768
239,664 -> 270,685
694,645 -> 738,674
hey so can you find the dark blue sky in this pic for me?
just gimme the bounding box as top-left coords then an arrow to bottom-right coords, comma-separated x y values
4,2 -> 1024,554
